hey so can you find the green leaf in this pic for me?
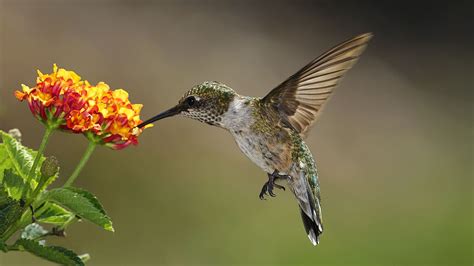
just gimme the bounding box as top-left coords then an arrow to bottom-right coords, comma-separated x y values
0,130 -> 45,188
0,144 -> 13,183
3,169 -> 26,200
21,223 -> 48,240
17,239 -> 84,266
0,184 -> 22,236
45,187 -> 114,232
36,202 -> 75,225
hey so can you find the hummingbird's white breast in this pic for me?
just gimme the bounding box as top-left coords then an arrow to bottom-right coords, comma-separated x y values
221,97 -> 292,174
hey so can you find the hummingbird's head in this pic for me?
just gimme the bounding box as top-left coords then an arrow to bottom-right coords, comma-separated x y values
138,81 -> 236,128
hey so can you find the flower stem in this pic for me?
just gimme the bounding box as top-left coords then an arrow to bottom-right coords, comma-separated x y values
2,127 -> 53,241
64,141 -> 96,187
21,126 -> 54,200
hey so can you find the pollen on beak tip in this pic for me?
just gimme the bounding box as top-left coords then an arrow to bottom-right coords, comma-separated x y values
132,127 -> 140,135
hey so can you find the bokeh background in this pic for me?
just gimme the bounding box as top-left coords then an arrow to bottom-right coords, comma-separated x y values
0,0 -> 472,265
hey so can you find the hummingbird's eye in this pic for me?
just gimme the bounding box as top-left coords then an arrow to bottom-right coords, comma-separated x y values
186,96 -> 196,107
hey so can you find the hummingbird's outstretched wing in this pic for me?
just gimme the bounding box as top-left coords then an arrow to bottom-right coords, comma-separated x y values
262,33 -> 373,137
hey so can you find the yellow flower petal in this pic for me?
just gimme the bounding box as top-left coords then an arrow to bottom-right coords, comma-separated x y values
37,69 -> 44,77
112,89 -> 129,101
132,104 -> 143,113
119,107 -> 135,119
21,84 -> 32,93
96,82 -> 110,90
57,68 -> 81,83
100,108 -> 109,117
68,70 -> 81,83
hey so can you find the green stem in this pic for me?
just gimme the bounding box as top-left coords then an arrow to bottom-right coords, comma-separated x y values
21,127 -> 53,200
2,128 -> 54,242
64,141 -> 96,187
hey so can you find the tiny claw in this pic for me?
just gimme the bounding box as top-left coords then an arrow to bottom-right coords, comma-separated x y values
259,185 -> 267,200
257,170 -> 288,199
274,183 -> 285,191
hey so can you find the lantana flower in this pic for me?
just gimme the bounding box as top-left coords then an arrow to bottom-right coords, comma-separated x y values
15,64 -> 150,149
66,82 -> 150,149
14,64 -> 88,128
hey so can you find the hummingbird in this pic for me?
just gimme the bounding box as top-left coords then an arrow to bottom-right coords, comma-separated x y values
138,33 -> 372,245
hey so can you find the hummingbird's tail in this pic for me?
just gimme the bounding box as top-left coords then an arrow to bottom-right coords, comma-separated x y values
298,184 -> 323,246
287,157 -> 323,246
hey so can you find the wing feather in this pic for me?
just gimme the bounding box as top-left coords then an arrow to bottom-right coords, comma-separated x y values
262,33 -> 373,136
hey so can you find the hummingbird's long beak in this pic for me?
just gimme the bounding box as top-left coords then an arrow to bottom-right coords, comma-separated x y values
137,105 -> 182,128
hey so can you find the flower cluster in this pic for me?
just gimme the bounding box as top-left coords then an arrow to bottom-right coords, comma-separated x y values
15,64 -> 149,149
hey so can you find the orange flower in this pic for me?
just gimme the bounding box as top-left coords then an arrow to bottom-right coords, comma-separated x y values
15,64 -> 88,126
15,64 -> 150,149
69,82 -> 151,149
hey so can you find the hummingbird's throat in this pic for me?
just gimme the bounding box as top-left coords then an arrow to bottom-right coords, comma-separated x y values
182,109 -> 223,126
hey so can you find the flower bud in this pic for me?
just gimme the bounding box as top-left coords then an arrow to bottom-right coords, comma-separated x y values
8,128 -> 22,142
40,156 -> 59,178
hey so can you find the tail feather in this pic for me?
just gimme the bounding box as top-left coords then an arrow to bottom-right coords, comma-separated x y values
299,207 -> 322,245
299,185 -> 323,246
286,136 -> 324,246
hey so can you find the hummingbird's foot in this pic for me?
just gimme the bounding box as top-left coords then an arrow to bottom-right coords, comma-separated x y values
259,171 -> 287,200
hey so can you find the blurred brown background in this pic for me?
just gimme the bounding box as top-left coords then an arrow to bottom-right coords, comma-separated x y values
0,0 -> 472,265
